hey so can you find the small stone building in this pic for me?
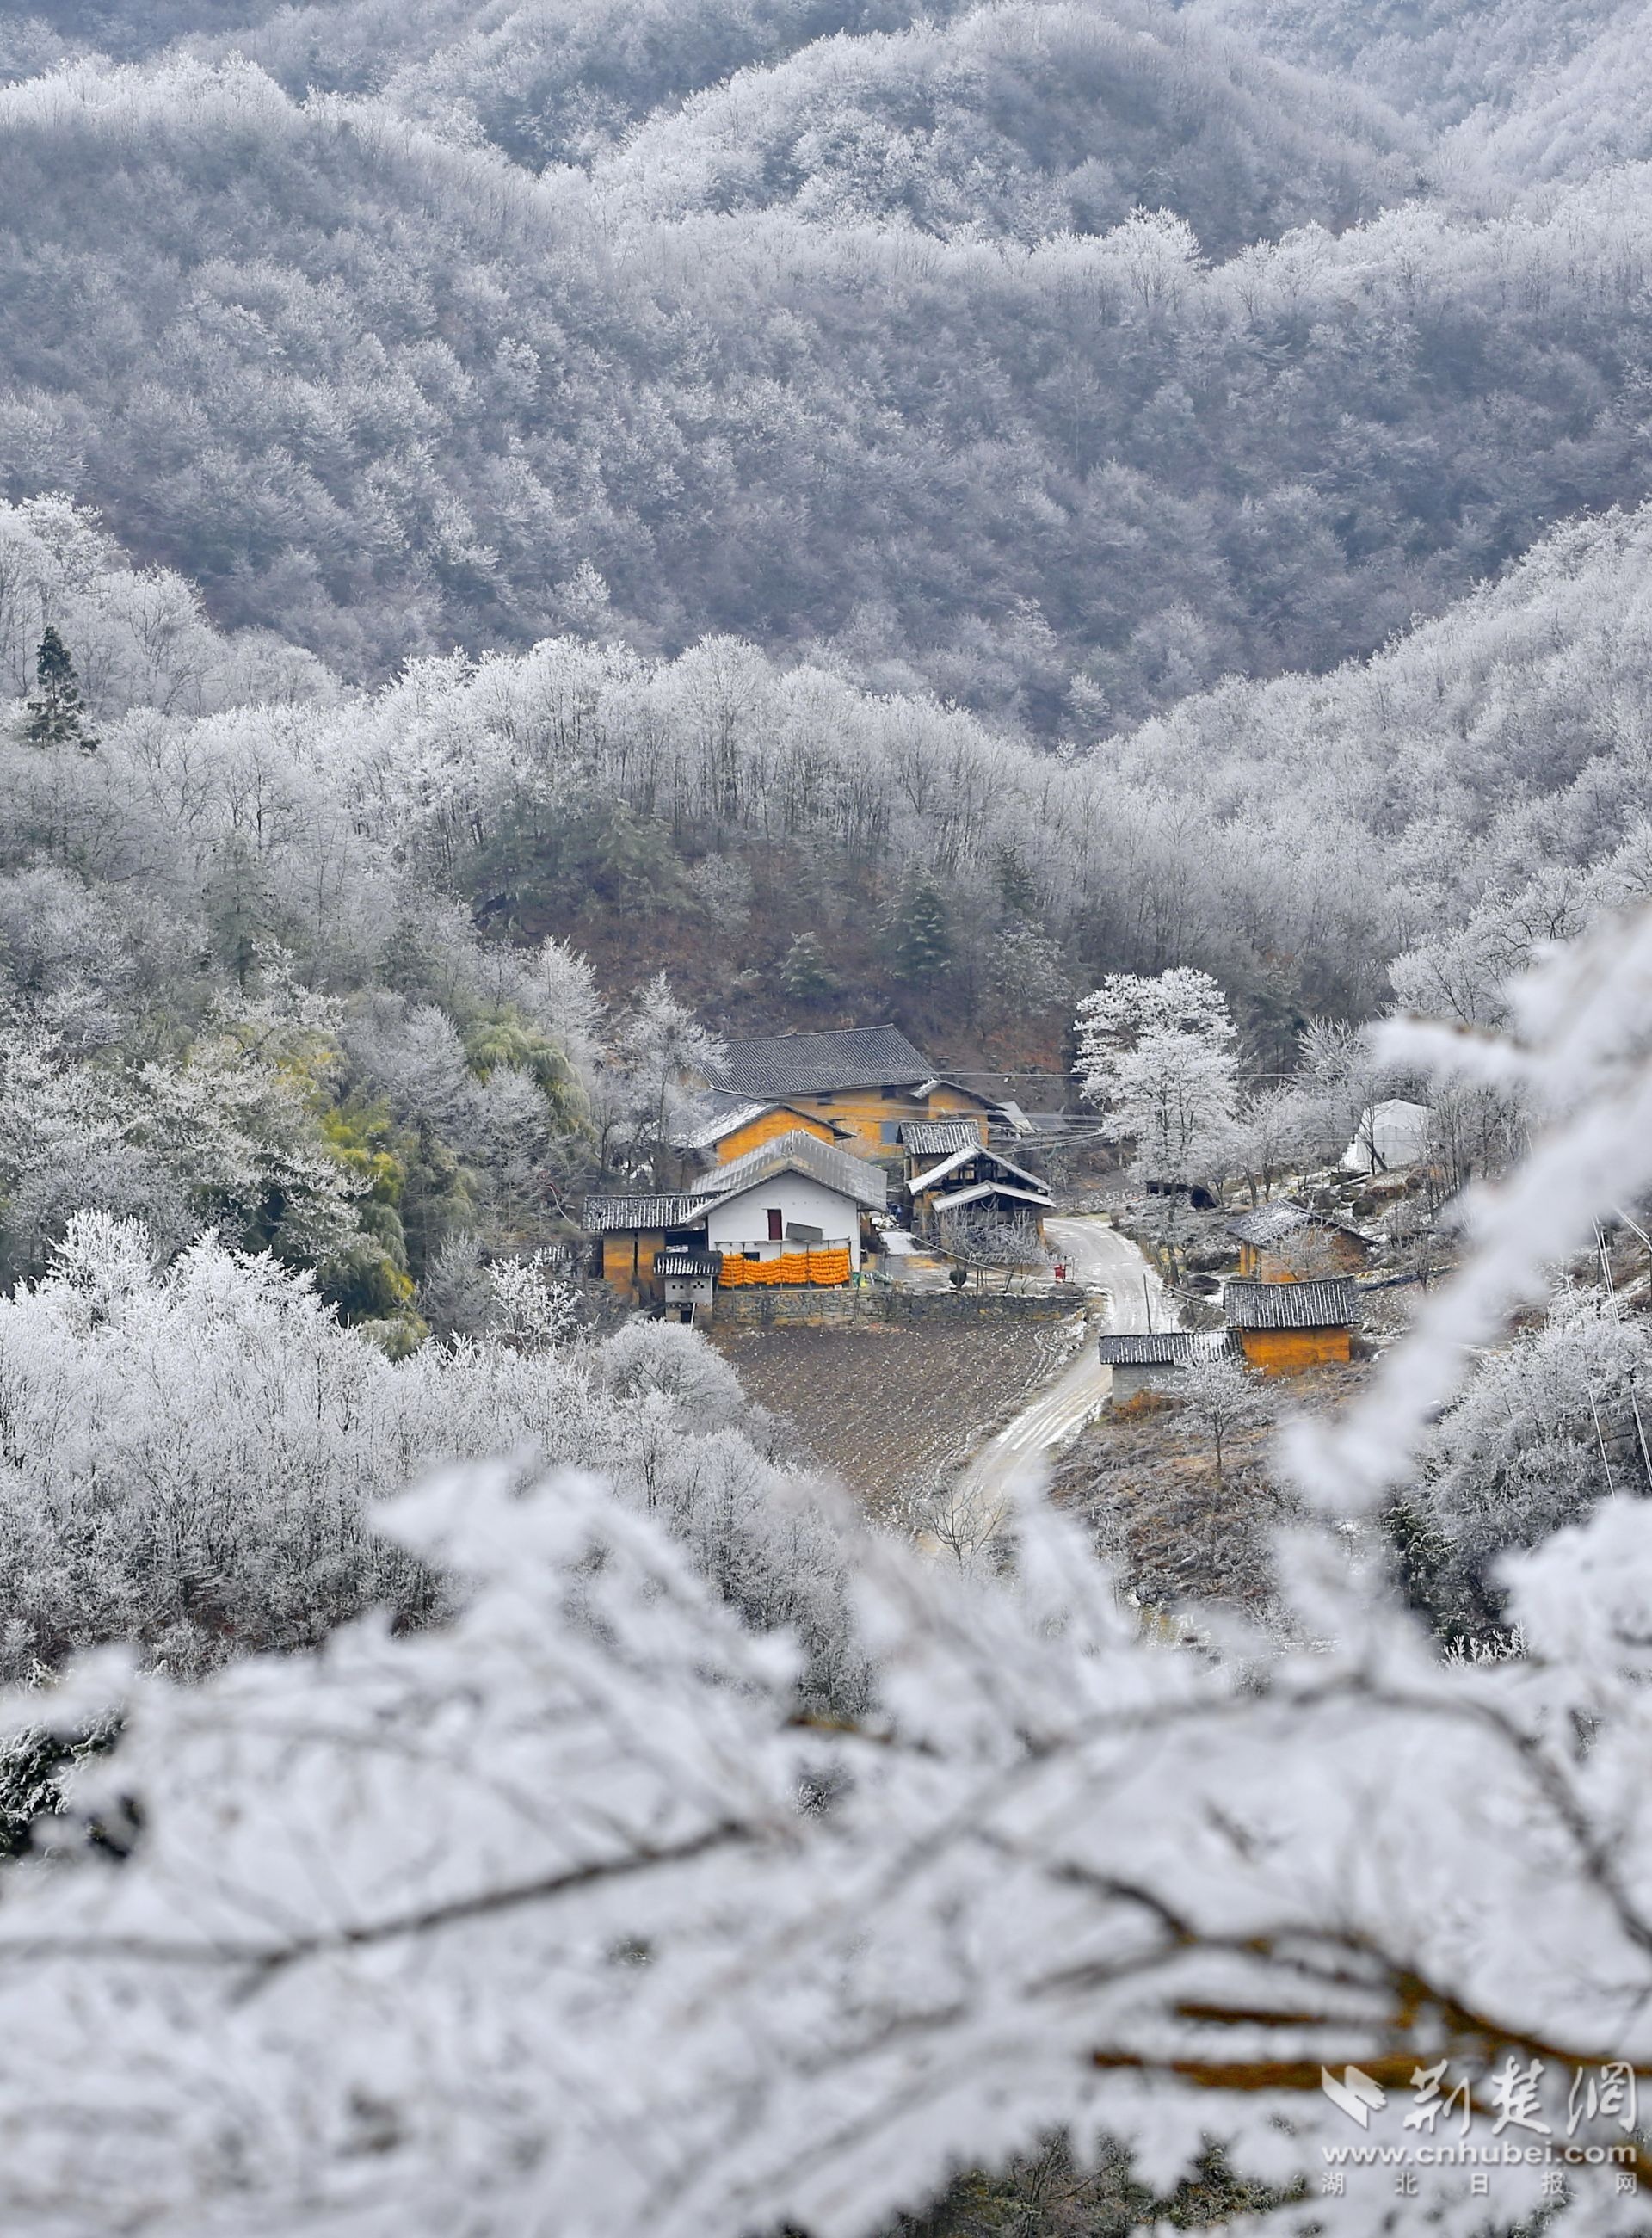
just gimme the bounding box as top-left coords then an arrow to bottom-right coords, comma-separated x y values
1098,1330 -> 1233,1404
657,1248 -> 720,1321
1224,1277 -> 1359,1374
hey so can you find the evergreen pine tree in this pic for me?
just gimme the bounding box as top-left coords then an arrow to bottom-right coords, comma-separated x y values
23,628 -> 97,753
882,874 -> 952,983
778,930 -> 838,1002
994,842 -> 1041,922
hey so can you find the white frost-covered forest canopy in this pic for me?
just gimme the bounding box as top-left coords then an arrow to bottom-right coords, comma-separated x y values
7,0 -> 1652,2232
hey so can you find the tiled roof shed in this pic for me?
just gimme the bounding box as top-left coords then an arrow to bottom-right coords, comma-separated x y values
1227,1202 -> 1316,1247
1098,1333 -> 1232,1366
1224,1278 -> 1360,1330
706,1024 -> 934,1098
656,1250 -> 722,1278
1226,1203 -> 1367,1247
581,1194 -> 708,1233
898,1119 -> 981,1157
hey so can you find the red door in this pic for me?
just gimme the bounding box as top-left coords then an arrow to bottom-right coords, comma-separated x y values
767,1208 -> 783,1241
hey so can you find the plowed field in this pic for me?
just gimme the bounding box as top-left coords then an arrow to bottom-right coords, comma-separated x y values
712,1320 -> 1071,1513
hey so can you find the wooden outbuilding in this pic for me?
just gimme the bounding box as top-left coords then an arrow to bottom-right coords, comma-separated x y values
1224,1277 -> 1359,1374
1226,1202 -> 1373,1281
901,1121 -> 1055,1238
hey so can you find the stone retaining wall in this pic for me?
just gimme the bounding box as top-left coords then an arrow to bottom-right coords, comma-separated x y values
710,1285 -> 1086,1328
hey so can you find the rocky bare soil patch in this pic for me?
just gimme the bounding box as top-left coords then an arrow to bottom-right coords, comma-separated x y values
1052,1363 -> 1372,1614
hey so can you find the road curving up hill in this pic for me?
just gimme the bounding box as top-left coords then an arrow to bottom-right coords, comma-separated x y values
957,1212 -> 1170,1500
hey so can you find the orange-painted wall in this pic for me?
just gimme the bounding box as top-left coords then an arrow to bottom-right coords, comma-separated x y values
781,1087 -> 990,1157
712,1107 -> 836,1162
1237,1234 -> 1367,1280
601,1231 -> 664,1298
923,1086 -> 991,1140
1236,1327 -> 1351,1375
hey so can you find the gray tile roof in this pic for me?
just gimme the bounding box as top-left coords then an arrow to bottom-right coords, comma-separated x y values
656,1250 -> 721,1278
700,1129 -> 888,1211
930,1180 -> 1054,1213
1099,1332 -> 1233,1366
1227,1201 -> 1316,1246
707,1023 -> 934,1097
1224,1278 -> 1359,1331
675,1099 -> 772,1152
1226,1201 -> 1367,1247
908,1141 -> 1051,1198
899,1119 -> 981,1156
581,1194 -> 707,1233
674,1094 -> 849,1152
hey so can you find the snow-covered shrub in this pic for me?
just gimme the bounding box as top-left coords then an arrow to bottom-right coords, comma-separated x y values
0,1213 -> 865,1704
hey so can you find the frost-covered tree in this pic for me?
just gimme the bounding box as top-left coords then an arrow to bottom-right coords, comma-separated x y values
936,1209 -> 1054,1293
611,976 -> 726,1187
1398,1290 -> 1652,1637
1176,1347 -> 1270,1485
778,929 -> 838,1003
881,872 -> 954,984
1076,968 -> 1240,1187
0,1207 -> 863,1698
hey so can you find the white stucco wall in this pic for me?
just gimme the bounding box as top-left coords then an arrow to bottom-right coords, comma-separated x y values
703,1174 -> 862,1268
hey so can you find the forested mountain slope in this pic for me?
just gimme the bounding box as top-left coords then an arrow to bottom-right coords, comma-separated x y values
7,490 -> 1649,1064
3,1 -> 970,145
595,2 -> 1425,254
1187,0 -> 1636,131
1,48 -> 1648,725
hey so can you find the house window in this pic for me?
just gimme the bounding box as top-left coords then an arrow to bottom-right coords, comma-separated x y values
766,1208 -> 783,1241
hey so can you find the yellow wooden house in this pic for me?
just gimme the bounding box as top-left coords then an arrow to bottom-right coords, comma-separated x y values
676,1095 -> 847,1169
1226,1202 -> 1373,1282
1224,1278 -> 1358,1374
700,1025 -> 996,1161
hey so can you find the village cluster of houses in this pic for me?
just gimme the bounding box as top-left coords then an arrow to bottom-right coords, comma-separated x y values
582,1024 -> 1055,1322
1100,1199 -> 1376,1394
582,1020 -> 1408,1371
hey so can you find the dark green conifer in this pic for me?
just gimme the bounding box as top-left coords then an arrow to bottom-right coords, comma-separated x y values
882,873 -> 953,983
23,627 -> 98,753
779,930 -> 838,1002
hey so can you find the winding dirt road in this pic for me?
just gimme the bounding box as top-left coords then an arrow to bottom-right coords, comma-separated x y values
959,1214 -> 1171,1498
